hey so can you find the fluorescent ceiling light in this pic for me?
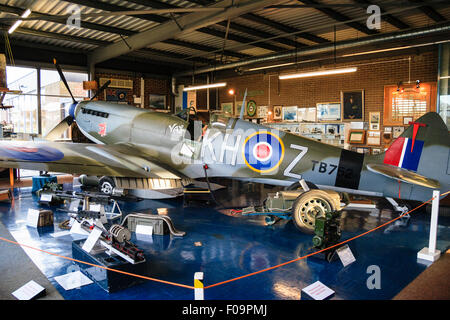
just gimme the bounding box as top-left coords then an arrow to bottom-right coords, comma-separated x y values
183,82 -> 227,91
279,67 -> 357,80
8,9 -> 31,34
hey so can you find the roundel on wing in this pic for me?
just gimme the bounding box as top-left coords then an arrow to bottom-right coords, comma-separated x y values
0,145 -> 65,162
243,131 -> 284,173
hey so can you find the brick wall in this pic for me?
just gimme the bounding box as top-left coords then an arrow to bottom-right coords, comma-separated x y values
217,50 -> 438,123
95,73 -> 170,109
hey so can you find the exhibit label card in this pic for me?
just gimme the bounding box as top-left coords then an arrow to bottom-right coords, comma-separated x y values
301,281 -> 334,300
336,244 -> 356,267
12,280 -> 45,300
26,209 -> 40,228
54,271 -> 93,290
82,227 -> 102,253
40,194 -> 52,202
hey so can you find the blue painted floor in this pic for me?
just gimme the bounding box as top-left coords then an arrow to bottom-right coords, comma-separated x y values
0,181 -> 449,300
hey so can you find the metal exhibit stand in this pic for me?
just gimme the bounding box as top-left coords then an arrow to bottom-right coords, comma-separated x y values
417,190 -> 441,262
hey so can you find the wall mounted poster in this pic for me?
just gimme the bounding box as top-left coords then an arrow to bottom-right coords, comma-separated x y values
316,102 -> 341,121
369,112 -> 381,130
282,106 -> 298,122
257,106 -> 268,119
273,105 -> 282,120
186,91 -> 196,111
221,102 -> 233,114
341,90 -> 364,121
297,107 -> 316,122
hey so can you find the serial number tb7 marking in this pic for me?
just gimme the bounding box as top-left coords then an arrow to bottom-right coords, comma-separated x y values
311,160 -> 354,179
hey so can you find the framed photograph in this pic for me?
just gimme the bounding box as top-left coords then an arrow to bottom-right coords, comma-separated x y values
273,105 -> 282,120
372,148 -> 382,155
282,106 -> 298,122
341,90 -> 364,121
369,112 -> 381,130
149,94 -> 167,110
367,130 -> 381,146
326,124 -> 340,135
297,107 -> 316,122
236,102 -> 243,116
316,102 -> 341,121
383,132 -> 392,144
403,116 -> 413,126
257,106 -> 268,119
348,129 -> 366,144
221,102 -> 233,114
393,126 -> 404,138
384,127 -> 392,133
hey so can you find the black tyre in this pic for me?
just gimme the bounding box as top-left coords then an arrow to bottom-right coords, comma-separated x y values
291,190 -> 338,234
99,176 -> 115,195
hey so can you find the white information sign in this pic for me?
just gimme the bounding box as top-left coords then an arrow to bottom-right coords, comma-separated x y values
336,245 -> 356,267
301,281 -> 334,300
26,209 -> 40,228
12,280 -> 45,300
82,227 -> 103,253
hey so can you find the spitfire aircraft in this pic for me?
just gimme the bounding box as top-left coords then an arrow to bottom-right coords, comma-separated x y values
0,60 -> 449,232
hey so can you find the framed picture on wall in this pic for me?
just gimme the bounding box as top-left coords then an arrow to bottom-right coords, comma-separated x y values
221,102 -> 233,114
341,90 -> 364,121
348,129 -> 366,144
393,126 -> 404,138
369,112 -> 381,130
282,106 -> 298,122
273,105 -> 282,120
316,102 -> 341,121
367,130 -> 381,146
257,106 -> 268,119
149,94 -> 167,110
297,107 -> 316,122
403,116 -> 413,125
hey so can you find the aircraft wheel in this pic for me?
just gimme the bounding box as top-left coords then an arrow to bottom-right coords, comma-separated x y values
291,190 -> 338,234
99,176 -> 115,195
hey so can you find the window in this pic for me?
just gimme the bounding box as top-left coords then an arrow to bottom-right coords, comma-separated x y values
3,66 -> 38,134
2,66 -> 88,136
384,82 -> 436,126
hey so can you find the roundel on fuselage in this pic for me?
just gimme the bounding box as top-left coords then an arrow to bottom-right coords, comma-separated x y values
242,131 -> 285,173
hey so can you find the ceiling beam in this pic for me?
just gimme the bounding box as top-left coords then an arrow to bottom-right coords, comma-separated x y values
241,13 -> 330,44
216,21 -> 307,48
88,0 -> 284,66
300,0 -> 379,35
408,0 -> 446,22
162,39 -> 250,59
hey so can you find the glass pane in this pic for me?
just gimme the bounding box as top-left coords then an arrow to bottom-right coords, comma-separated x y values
3,94 -> 38,133
41,95 -> 73,136
40,69 -> 88,98
438,43 -> 450,128
6,66 -> 37,93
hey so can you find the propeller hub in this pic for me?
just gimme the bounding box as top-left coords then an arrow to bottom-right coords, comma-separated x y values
69,102 -> 78,119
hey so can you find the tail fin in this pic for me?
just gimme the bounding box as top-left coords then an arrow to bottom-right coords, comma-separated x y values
383,112 -> 449,175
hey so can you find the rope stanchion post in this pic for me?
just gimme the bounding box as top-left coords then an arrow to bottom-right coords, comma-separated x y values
194,272 -> 204,300
417,190 -> 442,262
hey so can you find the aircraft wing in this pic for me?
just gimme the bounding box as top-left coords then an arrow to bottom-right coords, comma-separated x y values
366,163 -> 440,189
0,140 -> 182,179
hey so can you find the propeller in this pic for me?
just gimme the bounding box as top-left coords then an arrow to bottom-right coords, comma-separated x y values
90,79 -> 111,101
46,59 -> 111,141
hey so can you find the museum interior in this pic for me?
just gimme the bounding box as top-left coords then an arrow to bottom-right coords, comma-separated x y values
0,0 -> 449,303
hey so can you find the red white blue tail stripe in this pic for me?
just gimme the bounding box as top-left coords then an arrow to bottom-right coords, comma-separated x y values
383,137 -> 424,172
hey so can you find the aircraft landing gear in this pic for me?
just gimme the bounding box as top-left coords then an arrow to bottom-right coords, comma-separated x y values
99,176 -> 116,195
291,190 -> 341,234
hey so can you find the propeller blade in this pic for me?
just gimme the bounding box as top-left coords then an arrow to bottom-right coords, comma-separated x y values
239,88 -> 248,120
53,58 -> 77,104
45,116 -> 73,141
90,80 -> 111,101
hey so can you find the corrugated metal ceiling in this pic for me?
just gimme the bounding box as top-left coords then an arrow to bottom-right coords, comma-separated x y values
0,0 -> 449,68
